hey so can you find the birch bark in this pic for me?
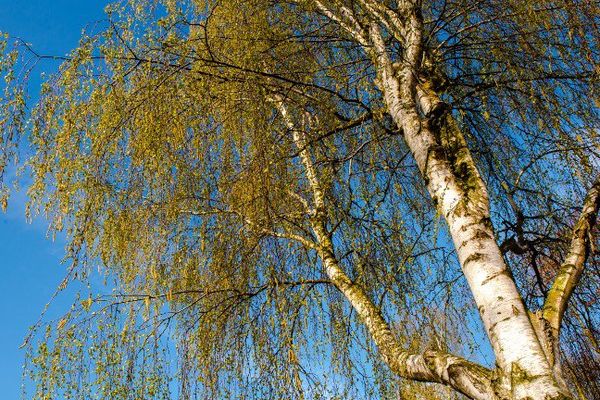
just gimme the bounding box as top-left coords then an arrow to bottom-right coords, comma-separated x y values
365,20 -> 568,400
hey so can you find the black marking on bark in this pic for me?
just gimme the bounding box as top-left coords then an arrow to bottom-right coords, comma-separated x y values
480,217 -> 494,229
471,229 -> 493,241
464,252 -> 486,266
481,269 -> 511,286
490,316 -> 513,331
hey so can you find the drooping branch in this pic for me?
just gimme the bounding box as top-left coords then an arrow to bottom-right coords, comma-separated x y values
543,177 -> 600,337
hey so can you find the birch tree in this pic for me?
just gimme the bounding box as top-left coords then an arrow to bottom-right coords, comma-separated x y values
1,1 -> 599,399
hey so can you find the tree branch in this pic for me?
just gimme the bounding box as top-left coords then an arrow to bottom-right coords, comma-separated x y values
543,177 -> 600,336
273,93 -> 495,400
311,0 -> 369,46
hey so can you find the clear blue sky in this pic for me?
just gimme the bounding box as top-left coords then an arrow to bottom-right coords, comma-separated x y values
0,2 -> 107,398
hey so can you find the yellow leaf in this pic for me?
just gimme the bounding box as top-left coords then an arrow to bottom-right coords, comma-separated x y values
57,318 -> 67,330
81,297 -> 93,311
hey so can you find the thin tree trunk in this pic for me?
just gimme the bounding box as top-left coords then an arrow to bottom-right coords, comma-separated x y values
274,96 -> 497,400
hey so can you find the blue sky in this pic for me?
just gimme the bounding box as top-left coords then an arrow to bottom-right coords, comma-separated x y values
0,1 -> 107,398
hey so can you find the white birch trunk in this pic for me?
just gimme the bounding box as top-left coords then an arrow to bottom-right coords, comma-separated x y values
364,17 -> 568,400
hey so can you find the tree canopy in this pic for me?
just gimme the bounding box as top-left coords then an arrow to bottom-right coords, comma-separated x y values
1,1 -> 599,399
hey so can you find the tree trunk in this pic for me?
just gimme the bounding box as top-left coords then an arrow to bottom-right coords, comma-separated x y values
293,2 -> 587,397
369,23 -> 569,400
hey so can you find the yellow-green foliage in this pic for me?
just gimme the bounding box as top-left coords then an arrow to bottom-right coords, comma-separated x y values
3,0 -> 597,399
